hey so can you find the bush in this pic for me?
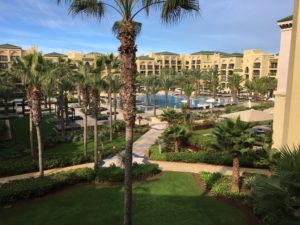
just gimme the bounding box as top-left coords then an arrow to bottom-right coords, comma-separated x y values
0,168 -> 95,205
225,105 -> 248,114
0,154 -> 93,177
149,145 -> 268,169
95,163 -> 160,183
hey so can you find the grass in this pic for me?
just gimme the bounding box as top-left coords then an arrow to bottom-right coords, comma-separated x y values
0,172 -> 251,225
188,128 -> 214,149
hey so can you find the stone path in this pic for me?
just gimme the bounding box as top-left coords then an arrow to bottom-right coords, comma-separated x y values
149,160 -> 269,176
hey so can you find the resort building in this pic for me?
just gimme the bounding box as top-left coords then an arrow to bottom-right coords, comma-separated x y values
0,44 -> 23,70
136,50 -> 278,87
44,52 -> 68,63
273,0 -> 300,149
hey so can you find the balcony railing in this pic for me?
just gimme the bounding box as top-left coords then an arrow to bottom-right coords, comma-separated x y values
228,64 -> 234,69
253,63 -> 261,69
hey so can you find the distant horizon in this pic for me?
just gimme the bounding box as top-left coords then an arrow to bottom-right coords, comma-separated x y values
0,0 -> 294,55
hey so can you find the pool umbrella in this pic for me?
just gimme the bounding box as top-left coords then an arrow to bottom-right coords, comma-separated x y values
220,109 -> 273,122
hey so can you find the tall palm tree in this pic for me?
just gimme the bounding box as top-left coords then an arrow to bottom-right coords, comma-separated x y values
90,57 -> 107,169
112,74 -> 122,121
182,82 -> 195,122
13,52 -> 47,177
203,68 -> 219,98
58,1 -> 199,224
103,53 -> 119,141
211,118 -> 254,192
75,62 -> 92,157
148,75 -> 160,116
160,68 -> 174,108
228,73 -> 243,104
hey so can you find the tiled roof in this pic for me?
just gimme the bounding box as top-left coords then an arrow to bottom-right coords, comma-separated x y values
278,15 -> 293,23
0,43 -> 21,49
44,52 -> 67,57
137,55 -> 154,60
155,51 -> 179,55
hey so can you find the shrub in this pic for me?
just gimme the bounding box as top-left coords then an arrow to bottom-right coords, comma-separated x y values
0,168 -> 95,205
95,163 -> 160,183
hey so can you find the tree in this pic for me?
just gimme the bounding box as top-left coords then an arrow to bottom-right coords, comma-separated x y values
252,145 -> 300,225
103,53 -> 119,141
90,57 -> 107,169
202,68 -> 219,98
13,52 -> 47,177
165,124 -> 190,152
160,108 -> 183,125
182,82 -> 195,121
160,68 -> 175,107
111,74 -> 122,121
58,1 -> 199,224
211,118 -> 254,192
228,73 -> 243,103
75,62 -> 92,158
148,75 -> 160,116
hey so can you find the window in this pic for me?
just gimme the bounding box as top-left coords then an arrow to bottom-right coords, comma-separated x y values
140,65 -> 146,70
171,60 -> 176,65
0,63 -> 8,69
147,65 -> 153,70
253,63 -> 261,69
221,64 -> 227,69
0,55 -> 8,61
228,64 -> 234,69
155,65 -> 160,70
192,60 -> 196,64
245,67 -> 249,73
196,60 -> 201,64
164,60 -> 169,65
270,62 -> 278,69
178,61 -> 182,65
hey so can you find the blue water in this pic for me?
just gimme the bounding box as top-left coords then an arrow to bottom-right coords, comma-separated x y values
136,95 -> 233,111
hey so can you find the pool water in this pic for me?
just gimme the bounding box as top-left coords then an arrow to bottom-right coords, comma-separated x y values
136,95 -> 233,111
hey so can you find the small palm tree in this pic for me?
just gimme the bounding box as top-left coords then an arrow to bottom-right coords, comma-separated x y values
252,145 -> 300,225
160,108 -> 183,125
211,118 -> 254,192
228,73 -> 243,103
58,1 -> 200,224
165,124 -> 190,152
182,82 -> 195,122
203,68 -> 219,99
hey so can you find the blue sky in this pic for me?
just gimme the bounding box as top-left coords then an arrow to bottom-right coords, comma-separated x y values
0,0 -> 294,55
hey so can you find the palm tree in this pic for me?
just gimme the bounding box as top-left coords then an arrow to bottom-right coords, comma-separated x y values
160,68 -> 175,107
140,74 -> 152,105
191,69 -> 202,95
58,1 -> 199,224
90,57 -> 107,169
228,73 -> 243,104
75,62 -> 92,157
182,82 -> 195,123
252,145 -> 300,225
160,108 -> 183,125
103,53 -> 119,141
211,118 -> 254,192
148,75 -> 160,116
13,52 -> 47,177
112,74 -> 122,121
203,68 -> 219,98
165,124 -> 190,152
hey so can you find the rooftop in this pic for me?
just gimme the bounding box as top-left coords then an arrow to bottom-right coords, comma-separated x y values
0,43 -> 22,49
137,55 -> 155,60
277,15 -> 293,23
191,51 -> 224,55
155,51 -> 179,56
44,52 -> 67,57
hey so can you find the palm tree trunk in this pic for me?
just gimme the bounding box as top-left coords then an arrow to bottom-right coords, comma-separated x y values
108,81 -> 113,141
145,89 -> 149,105
36,125 -> 43,177
232,152 -> 240,192
165,91 -> 168,108
4,119 -> 12,140
31,88 -> 43,177
113,93 -> 117,121
82,89 -> 89,158
77,85 -> 81,106
174,141 -> 179,152
118,20 -> 137,225
153,94 -> 156,117
64,93 -> 69,126
29,110 -> 35,158
91,90 -> 99,169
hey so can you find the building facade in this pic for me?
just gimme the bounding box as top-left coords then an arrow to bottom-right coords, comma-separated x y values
0,44 -> 23,70
136,50 -> 278,86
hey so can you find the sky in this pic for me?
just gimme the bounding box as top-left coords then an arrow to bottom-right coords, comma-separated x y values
0,0 -> 294,55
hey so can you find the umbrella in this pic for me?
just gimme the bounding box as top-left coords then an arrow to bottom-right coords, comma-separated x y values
220,109 -> 273,122
206,98 -> 216,103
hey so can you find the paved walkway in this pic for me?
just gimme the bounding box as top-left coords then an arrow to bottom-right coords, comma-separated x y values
150,160 -> 269,176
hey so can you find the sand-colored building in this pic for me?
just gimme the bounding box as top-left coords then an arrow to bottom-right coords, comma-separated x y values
44,52 -> 68,63
0,44 -> 23,70
136,50 -> 278,86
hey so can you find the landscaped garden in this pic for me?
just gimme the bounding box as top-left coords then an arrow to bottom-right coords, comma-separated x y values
0,172 -> 256,225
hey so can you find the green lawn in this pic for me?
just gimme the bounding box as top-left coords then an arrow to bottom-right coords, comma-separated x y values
188,128 -> 214,149
0,172 -> 251,225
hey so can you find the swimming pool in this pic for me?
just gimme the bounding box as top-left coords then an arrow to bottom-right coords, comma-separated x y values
136,95 -> 233,110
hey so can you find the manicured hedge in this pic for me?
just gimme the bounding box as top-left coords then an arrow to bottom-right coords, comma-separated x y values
95,163 -> 160,183
0,155 -> 93,177
150,146 -> 268,169
0,168 -> 95,205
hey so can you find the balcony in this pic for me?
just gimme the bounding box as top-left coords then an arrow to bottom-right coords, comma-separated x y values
164,60 -> 170,65
196,60 -> 201,64
253,63 -> 261,69
140,66 -> 146,70
269,71 -> 277,76
221,64 -> 227,69
228,64 -> 235,69
178,61 -> 182,65
171,60 -> 176,65
147,66 -> 153,70
192,60 -> 196,65
221,76 -> 227,82
270,63 -> 278,69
